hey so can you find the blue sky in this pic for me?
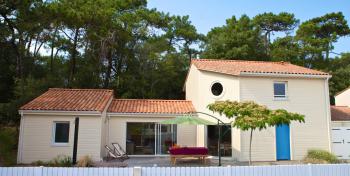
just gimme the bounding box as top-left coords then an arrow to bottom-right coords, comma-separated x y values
148,0 -> 350,55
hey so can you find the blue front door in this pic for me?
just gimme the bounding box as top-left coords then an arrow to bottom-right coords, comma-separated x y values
276,124 -> 291,160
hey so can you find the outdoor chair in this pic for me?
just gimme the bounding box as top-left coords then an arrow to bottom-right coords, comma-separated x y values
112,142 -> 129,159
105,145 -> 127,161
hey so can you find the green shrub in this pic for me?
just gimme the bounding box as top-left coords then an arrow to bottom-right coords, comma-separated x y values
77,155 -> 94,167
0,127 -> 18,166
48,155 -> 73,167
303,149 -> 339,164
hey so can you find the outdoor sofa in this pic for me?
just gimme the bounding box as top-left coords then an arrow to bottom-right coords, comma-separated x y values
169,147 -> 209,165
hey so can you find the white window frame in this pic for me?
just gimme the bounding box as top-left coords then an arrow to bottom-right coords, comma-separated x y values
52,121 -> 70,146
210,81 -> 225,98
273,81 -> 288,100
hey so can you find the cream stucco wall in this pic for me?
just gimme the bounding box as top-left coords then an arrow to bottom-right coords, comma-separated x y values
185,65 -> 331,161
185,65 -> 240,153
107,114 -> 197,154
239,76 -> 331,161
18,113 -> 103,164
335,88 -> 350,106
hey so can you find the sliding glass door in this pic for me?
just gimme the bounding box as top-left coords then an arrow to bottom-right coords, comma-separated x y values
207,125 -> 232,156
155,124 -> 177,155
126,122 -> 177,155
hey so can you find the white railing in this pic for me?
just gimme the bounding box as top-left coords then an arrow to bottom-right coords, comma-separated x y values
0,164 -> 349,176
0,167 -> 133,176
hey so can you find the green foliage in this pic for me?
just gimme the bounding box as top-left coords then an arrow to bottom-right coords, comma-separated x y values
328,53 -> 350,95
303,149 -> 339,164
208,100 -> 304,165
1,1 -> 350,128
0,127 -> 18,166
31,160 -> 46,166
49,155 -> 73,167
296,12 -> 350,68
253,12 -> 299,54
0,0 -> 202,126
202,15 -> 267,60
207,101 -> 305,130
32,155 -> 73,167
253,12 -> 299,34
270,36 -> 302,65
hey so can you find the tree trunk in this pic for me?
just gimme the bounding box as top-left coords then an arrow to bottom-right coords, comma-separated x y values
50,27 -> 58,73
264,32 -> 270,57
325,42 -> 330,61
68,28 -> 79,87
103,50 -> 112,88
249,129 -> 253,165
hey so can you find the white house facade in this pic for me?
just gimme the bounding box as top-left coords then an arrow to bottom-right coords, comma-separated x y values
17,59 -> 332,163
185,59 -> 332,161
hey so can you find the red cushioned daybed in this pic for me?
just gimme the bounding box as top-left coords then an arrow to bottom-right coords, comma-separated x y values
169,147 -> 209,165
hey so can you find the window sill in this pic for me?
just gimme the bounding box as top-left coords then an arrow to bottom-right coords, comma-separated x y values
273,97 -> 289,101
51,143 -> 70,147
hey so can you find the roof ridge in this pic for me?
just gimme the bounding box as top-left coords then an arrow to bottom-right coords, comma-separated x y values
113,99 -> 191,102
190,58 -> 329,76
49,88 -> 113,92
191,58 -> 292,64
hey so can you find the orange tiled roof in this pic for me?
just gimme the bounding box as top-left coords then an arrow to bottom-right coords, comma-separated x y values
20,88 -> 113,112
192,59 -> 329,76
108,99 -> 196,114
331,106 -> 350,121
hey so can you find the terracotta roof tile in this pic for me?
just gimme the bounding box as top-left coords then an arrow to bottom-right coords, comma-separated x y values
20,88 -> 114,112
108,99 -> 196,114
192,59 -> 329,76
331,106 -> 350,121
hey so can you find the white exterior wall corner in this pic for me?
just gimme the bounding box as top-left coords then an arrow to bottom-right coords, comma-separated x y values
17,113 -> 25,163
185,66 -> 241,156
239,76 -> 330,161
335,87 -> 350,106
18,113 -> 103,164
184,65 -> 201,146
100,97 -> 114,160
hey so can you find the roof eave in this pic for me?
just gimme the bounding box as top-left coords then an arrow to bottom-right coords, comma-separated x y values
19,110 -> 102,116
107,112 -> 195,118
239,72 -> 332,79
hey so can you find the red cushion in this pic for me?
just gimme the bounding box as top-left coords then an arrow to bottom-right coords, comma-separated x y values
169,147 -> 208,155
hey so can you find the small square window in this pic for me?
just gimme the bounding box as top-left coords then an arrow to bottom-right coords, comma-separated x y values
53,122 -> 70,144
274,82 -> 287,99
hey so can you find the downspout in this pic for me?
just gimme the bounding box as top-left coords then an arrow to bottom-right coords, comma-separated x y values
17,111 -> 24,163
324,77 -> 332,152
107,114 -> 110,149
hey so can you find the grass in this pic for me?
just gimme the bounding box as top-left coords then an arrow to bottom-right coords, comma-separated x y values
0,126 -> 18,166
303,149 -> 340,164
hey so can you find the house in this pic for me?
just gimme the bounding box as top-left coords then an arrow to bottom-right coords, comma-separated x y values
335,87 -> 350,106
17,59 -> 332,163
17,90 -> 195,163
331,88 -> 350,159
185,59 -> 332,161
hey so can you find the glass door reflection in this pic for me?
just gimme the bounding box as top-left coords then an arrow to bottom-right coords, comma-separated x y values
155,124 -> 177,155
126,122 -> 177,155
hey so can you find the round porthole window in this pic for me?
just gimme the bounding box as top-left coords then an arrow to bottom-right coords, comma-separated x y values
211,82 -> 223,96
